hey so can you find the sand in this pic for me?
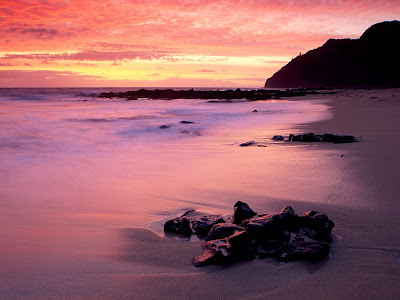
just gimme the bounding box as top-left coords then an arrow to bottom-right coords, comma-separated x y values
119,89 -> 400,300
1,89 -> 400,299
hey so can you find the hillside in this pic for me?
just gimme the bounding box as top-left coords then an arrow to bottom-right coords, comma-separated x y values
265,20 -> 400,88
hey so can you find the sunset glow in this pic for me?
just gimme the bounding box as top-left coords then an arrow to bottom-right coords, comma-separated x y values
0,0 -> 398,87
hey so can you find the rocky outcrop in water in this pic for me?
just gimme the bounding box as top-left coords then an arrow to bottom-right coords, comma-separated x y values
265,20 -> 400,88
84,88 -> 326,101
164,202 -> 335,267
271,133 -> 357,143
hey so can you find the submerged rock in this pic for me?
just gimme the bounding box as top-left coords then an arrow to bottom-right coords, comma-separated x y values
283,133 -> 356,143
322,134 -> 356,143
300,133 -> 323,142
288,134 -> 301,142
272,135 -> 285,141
239,141 -> 256,147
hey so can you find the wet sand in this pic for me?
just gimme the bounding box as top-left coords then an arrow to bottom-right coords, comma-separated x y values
111,89 -> 400,300
1,89 -> 400,299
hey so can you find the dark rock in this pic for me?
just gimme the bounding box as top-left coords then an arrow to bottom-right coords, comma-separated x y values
279,233 -> 330,262
93,88 -> 318,102
272,135 -> 285,141
288,134 -> 301,142
239,141 -> 255,147
300,133 -> 323,142
193,231 -> 254,267
334,135 -> 356,143
192,238 -> 231,267
285,133 -> 356,143
159,125 -> 170,129
181,209 -> 196,217
245,214 -> 286,240
205,223 -> 245,241
164,216 -> 192,237
180,121 -> 195,124
300,210 -> 335,242
256,238 -> 286,258
279,206 -> 300,229
191,215 -> 226,237
252,109 -> 258,112
279,206 -> 295,217
172,203 -> 336,267
126,96 -> 138,100
232,201 -> 257,224
228,230 -> 253,260
322,134 -> 356,143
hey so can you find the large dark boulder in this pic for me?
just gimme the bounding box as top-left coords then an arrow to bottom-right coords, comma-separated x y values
265,20 -> 400,88
232,201 -> 257,224
239,141 -> 256,147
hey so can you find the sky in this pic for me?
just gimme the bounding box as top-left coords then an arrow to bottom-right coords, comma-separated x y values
0,0 -> 399,88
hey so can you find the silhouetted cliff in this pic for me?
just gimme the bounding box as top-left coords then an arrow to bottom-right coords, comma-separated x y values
265,20 -> 400,88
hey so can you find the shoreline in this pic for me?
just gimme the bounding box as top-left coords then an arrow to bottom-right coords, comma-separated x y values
1,88 -> 399,299
109,89 -> 400,299
133,88 -> 400,299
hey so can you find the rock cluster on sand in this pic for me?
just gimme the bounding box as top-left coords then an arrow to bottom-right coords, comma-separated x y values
164,202 -> 335,267
272,133 -> 356,143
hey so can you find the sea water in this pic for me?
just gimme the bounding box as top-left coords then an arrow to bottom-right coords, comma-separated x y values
0,88 -> 334,296
0,87 -> 332,220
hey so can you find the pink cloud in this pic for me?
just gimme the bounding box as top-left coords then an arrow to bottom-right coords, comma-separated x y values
4,50 -> 173,62
0,70 -> 243,88
197,69 -> 216,73
0,70 -> 106,87
0,0 -> 398,87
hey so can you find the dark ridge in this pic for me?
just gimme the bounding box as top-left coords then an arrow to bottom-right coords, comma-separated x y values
265,20 -> 400,88
83,88 -> 327,101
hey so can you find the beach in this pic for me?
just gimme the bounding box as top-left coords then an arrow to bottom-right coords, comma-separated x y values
1,88 -> 399,299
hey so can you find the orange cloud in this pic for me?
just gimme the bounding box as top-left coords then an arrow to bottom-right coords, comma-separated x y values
0,0 -> 398,87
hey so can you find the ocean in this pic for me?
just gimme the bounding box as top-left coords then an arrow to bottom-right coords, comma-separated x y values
0,87 -> 334,297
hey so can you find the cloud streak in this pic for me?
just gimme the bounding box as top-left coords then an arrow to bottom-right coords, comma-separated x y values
0,0 -> 398,87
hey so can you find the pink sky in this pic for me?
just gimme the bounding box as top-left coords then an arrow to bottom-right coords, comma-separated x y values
0,0 -> 398,87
